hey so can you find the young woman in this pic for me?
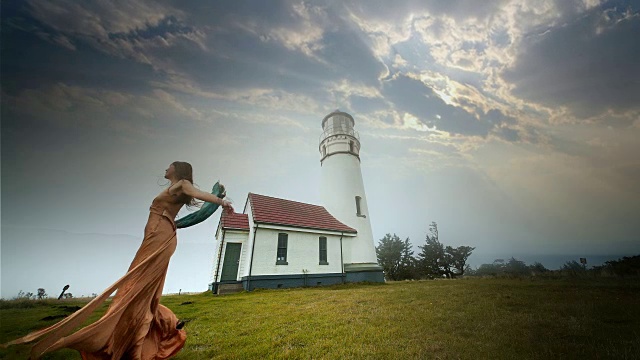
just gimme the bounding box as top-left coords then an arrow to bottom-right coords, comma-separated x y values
4,161 -> 233,359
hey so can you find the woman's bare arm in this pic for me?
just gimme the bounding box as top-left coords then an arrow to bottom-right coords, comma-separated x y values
170,180 -> 234,211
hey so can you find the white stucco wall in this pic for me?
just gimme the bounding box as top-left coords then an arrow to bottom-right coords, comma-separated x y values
239,202 -> 255,279
248,227 -> 344,276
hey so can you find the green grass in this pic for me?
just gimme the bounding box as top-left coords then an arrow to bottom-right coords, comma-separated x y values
1,278 -> 639,359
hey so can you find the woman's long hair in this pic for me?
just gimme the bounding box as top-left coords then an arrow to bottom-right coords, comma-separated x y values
172,161 -> 199,207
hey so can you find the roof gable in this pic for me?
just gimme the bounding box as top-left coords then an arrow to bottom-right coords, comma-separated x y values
220,210 -> 250,231
248,193 -> 356,234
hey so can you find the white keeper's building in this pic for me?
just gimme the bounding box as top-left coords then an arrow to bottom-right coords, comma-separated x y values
209,110 -> 384,293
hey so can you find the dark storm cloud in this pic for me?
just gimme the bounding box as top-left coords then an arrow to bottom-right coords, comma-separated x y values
348,95 -> 388,114
167,0 -> 331,91
494,126 -> 520,142
168,23 -> 383,94
171,0 -> 299,28
1,2 -> 170,95
484,109 -> 520,141
3,0 -> 389,105
166,1 -> 387,92
484,109 -> 517,126
319,27 -> 387,86
154,30 -> 330,93
504,3 -> 640,120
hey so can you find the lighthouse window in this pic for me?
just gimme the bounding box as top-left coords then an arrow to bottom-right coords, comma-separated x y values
322,145 -> 326,157
349,141 -> 354,153
333,115 -> 348,132
319,237 -> 328,265
355,196 -> 363,217
276,233 -> 288,265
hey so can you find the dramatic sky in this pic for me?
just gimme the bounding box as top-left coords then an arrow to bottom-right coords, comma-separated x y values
2,0 -> 639,298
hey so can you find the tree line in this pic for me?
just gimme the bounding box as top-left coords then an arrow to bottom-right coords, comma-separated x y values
14,288 -> 51,300
376,221 -> 475,281
376,222 -> 640,281
467,255 -> 640,278
469,257 -> 548,277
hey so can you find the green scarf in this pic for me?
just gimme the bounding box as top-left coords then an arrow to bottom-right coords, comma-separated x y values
176,181 -> 226,228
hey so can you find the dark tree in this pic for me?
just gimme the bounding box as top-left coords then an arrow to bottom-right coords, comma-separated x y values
376,233 -> 415,280
445,245 -> 475,278
504,257 -> 529,276
398,237 -> 416,280
529,262 -> 549,275
475,259 -> 506,276
37,288 -> 47,300
417,222 -> 475,279
603,255 -> 640,277
561,260 -> 586,277
464,264 -> 474,276
416,222 -> 447,279
475,263 -> 498,276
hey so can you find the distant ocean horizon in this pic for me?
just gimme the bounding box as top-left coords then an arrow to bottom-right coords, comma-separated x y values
468,253 -> 637,270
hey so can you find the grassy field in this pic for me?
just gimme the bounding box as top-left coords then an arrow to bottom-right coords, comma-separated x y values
1,278 -> 639,359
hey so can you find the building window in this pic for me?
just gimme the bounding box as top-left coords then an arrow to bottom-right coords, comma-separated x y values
276,233 -> 288,265
319,237 -> 328,265
355,196 -> 366,218
349,141 -> 354,153
322,145 -> 326,157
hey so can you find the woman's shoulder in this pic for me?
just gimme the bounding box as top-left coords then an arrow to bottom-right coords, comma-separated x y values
175,179 -> 193,187
169,179 -> 191,191
167,180 -> 194,199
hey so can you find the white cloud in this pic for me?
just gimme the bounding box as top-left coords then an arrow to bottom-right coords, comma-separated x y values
327,79 -> 384,106
237,2 -> 328,63
344,7 -> 413,60
399,112 -> 433,132
392,54 -> 408,68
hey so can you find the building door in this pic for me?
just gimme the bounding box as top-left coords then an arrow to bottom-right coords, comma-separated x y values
220,243 -> 242,281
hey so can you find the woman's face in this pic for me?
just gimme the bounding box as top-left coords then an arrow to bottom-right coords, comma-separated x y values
164,164 -> 176,179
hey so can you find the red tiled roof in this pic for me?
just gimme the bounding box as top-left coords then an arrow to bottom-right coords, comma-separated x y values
248,193 -> 357,233
220,210 -> 249,231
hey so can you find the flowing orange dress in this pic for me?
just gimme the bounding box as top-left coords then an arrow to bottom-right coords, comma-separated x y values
5,189 -> 187,359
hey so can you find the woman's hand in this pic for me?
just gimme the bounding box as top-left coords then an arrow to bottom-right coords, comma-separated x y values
221,199 -> 234,213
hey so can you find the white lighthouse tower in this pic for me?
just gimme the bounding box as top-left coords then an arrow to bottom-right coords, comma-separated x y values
319,110 -> 384,282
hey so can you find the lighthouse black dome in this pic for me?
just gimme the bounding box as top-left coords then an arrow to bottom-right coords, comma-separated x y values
321,110 -> 355,129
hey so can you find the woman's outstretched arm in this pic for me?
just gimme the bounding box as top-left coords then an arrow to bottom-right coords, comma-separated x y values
170,180 -> 234,212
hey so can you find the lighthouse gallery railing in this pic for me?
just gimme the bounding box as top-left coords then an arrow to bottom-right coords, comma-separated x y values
319,125 -> 360,143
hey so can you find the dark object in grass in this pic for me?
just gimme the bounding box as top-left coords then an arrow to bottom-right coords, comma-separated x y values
56,305 -> 81,312
57,285 -> 70,300
41,314 -> 67,321
176,320 -> 185,330
179,301 -> 193,305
